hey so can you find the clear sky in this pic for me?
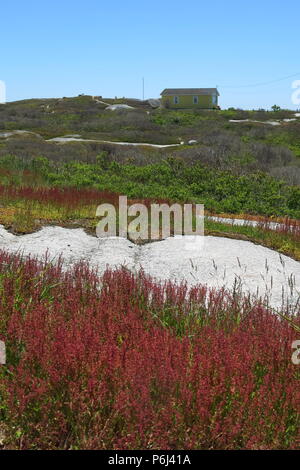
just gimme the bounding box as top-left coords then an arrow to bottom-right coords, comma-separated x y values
1,0 -> 300,109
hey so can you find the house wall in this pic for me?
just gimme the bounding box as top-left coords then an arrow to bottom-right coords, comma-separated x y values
161,94 -> 218,109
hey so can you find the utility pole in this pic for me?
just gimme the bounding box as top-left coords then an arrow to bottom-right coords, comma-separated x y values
142,77 -> 144,100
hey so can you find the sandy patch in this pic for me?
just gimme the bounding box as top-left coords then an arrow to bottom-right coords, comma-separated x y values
47,136 -> 181,148
207,216 -> 281,230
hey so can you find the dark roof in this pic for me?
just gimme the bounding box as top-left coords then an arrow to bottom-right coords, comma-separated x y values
161,88 -> 219,96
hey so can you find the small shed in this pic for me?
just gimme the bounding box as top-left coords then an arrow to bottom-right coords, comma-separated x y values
160,88 -> 219,109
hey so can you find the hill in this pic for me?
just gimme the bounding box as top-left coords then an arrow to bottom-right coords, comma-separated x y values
0,95 -> 300,183
0,95 -> 299,224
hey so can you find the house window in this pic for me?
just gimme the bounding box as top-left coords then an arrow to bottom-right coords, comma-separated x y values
212,94 -> 217,105
174,96 -> 179,104
193,96 -> 198,104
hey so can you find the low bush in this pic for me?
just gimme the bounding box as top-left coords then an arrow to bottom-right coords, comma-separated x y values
2,156 -> 297,218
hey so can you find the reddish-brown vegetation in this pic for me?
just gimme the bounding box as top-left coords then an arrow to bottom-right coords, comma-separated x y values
0,250 -> 299,449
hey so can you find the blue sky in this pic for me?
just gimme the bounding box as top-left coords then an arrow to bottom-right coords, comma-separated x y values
1,0 -> 300,109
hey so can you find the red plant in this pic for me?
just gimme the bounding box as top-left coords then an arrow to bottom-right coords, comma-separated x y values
0,184 -> 120,209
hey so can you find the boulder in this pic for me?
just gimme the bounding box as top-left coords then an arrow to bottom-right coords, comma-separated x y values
148,99 -> 161,108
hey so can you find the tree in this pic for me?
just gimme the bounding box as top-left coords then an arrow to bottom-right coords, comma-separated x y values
271,104 -> 281,112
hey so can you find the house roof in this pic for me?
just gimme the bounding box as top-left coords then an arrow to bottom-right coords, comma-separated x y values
161,88 -> 219,96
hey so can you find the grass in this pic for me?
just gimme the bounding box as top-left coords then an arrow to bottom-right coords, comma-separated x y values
0,157 -> 299,258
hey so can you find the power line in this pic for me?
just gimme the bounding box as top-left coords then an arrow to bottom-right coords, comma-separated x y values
218,72 -> 300,89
